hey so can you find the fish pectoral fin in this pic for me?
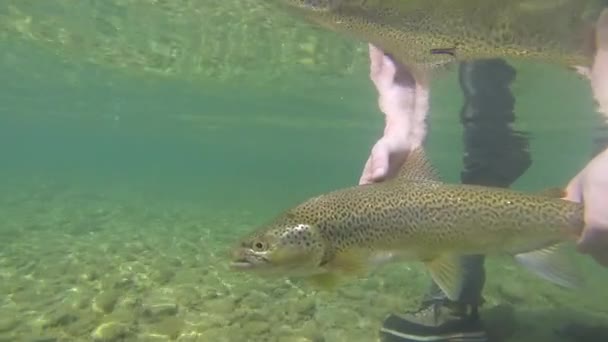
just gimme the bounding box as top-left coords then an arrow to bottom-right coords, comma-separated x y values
325,249 -> 368,276
307,273 -> 340,291
424,255 -> 467,301
308,248 -> 371,290
514,243 -> 583,289
536,187 -> 566,199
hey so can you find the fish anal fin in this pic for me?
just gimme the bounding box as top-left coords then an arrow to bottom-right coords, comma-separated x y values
396,148 -> 442,183
424,255 -> 467,301
308,273 -> 341,291
514,243 -> 583,289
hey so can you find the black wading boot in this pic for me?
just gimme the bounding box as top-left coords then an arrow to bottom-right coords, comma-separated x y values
379,299 -> 487,342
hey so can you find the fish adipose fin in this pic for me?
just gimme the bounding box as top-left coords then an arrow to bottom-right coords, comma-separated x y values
515,243 -> 584,289
396,148 -> 442,183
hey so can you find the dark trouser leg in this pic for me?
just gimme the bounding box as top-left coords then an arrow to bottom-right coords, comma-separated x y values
427,58 -> 532,304
380,59 -> 531,342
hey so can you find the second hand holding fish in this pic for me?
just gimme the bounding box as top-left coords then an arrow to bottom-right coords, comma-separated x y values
566,149 -> 608,266
565,11 -> 608,266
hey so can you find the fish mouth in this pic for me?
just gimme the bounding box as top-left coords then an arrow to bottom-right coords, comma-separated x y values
230,260 -> 254,269
229,253 -> 271,271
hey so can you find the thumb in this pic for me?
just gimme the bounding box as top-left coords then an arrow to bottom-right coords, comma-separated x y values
370,142 -> 390,182
564,172 -> 583,202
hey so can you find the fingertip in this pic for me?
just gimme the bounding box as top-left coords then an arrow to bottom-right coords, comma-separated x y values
358,175 -> 371,185
573,65 -> 591,80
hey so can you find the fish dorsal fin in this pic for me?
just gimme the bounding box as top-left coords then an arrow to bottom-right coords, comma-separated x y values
396,147 -> 442,182
536,187 -> 566,198
517,0 -> 570,12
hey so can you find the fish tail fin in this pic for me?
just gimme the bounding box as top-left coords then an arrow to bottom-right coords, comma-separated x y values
514,243 -> 584,289
536,187 -> 566,198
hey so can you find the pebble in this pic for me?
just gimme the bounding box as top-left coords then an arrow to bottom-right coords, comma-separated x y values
150,316 -> 184,339
92,290 -> 120,314
143,303 -> 179,319
204,298 -> 235,315
152,267 -> 175,285
0,318 -> 19,333
242,320 -> 271,335
91,321 -> 132,342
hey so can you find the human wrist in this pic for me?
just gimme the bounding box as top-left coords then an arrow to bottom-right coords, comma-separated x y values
382,115 -> 412,148
595,145 -> 608,161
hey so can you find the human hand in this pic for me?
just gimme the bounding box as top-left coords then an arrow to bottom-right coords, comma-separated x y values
565,148 -> 608,267
562,9 -> 608,267
359,133 -> 410,185
359,44 -> 429,185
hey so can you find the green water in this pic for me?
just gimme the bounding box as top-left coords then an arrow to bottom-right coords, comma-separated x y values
1,1 -> 608,341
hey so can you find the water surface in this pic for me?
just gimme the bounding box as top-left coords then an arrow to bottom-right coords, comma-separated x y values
1,1 -> 607,341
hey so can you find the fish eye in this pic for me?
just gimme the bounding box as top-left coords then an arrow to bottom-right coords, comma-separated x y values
252,240 -> 267,252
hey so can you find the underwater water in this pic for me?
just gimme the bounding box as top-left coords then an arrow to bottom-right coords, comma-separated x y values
1,1 -> 608,341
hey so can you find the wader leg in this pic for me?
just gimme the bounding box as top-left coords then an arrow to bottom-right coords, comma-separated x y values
380,58 -> 531,342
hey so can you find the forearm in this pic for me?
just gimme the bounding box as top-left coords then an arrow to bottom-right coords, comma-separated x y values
406,82 -> 429,150
369,44 -> 429,150
590,46 -> 608,123
591,9 -> 608,123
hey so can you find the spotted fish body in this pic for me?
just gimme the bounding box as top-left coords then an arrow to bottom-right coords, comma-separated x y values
231,149 -> 585,298
269,177 -> 582,260
271,0 -> 605,72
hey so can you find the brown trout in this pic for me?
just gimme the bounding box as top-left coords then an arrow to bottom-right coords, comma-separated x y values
267,0 -> 605,77
230,149 -> 584,300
